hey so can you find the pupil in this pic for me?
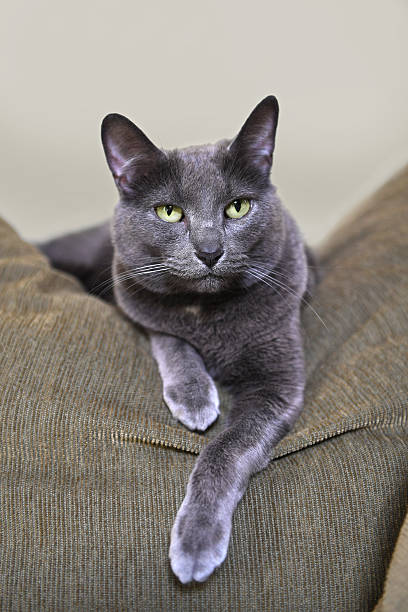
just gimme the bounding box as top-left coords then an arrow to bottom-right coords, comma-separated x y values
166,205 -> 173,216
234,200 -> 241,212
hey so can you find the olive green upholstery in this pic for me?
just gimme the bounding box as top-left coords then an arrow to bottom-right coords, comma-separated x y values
0,167 -> 407,611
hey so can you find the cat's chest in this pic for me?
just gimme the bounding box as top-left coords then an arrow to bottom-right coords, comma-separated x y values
154,300 -> 250,375
115,284 -> 267,370
147,297 -> 233,347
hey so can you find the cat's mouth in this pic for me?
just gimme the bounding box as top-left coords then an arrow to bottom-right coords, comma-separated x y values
174,268 -> 243,294
169,267 -> 222,281
160,267 -> 224,293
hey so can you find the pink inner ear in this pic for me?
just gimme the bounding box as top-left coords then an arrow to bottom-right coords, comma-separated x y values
116,174 -> 129,189
108,142 -> 127,177
251,120 -> 276,158
109,146 -> 131,190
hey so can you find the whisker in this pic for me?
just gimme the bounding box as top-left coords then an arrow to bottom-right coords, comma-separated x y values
97,267 -> 170,296
250,262 -> 295,283
122,271 -> 170,297
91,263 -> 168,293
248,268 -> 328,331
250,262 -> 329,322
246,270 -> 288,304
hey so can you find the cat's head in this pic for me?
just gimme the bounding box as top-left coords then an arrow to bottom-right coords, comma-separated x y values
102,96 -> 285,295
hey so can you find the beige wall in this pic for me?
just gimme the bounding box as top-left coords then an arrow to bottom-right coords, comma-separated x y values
1,0 -> 407,246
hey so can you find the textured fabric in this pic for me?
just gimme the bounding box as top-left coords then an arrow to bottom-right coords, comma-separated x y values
0,166 -> 407,611
374,512 -> 408,611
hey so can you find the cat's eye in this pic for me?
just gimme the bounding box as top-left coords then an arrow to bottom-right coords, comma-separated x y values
225,198 -> 251,219
155,204 -> 184,223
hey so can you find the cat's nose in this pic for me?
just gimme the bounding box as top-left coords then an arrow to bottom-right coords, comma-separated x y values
195,246 -> 224,267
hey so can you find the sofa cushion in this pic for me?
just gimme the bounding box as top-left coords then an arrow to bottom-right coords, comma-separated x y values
0,166 -> 407,610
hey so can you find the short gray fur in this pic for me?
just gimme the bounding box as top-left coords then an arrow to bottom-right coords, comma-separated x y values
39,96 -> 319,584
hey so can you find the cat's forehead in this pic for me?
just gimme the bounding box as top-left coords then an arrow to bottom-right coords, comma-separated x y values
154,140 -> 271,204
170,142 -> 228,183
175,142 -> 224,162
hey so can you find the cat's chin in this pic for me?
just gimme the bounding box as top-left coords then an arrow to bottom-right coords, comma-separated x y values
191,275 -> 225,294
164,271 -> 232,295
183,272 -> 252,295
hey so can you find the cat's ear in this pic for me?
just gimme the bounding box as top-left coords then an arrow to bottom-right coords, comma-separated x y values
101,113 -> 165,193
228,96 -> 279,175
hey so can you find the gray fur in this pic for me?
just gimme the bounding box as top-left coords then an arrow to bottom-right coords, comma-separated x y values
39,96 -> 318,583
150,332 -> 220,431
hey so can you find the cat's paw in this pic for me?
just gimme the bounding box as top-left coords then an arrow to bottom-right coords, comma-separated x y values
163,375 -> 220,432
169,498 -> 231,583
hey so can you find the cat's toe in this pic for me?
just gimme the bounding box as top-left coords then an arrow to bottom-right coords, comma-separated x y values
175,403 -> 220,432
169,549 -> 194,584
169,545 -> 226,584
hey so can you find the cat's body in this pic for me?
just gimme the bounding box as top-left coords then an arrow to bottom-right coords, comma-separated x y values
40,96 -> 319,583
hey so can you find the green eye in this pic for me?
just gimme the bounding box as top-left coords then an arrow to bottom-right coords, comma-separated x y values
156,204 -> 184,223
225,198 -> 251,219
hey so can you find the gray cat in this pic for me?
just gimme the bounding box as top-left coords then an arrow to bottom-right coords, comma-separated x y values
40,96 -> 319,583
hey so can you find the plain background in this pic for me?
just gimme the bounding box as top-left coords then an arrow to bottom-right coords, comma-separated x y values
0,0 -> 407,246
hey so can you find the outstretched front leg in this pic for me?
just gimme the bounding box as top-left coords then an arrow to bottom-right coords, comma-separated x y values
169,317 -> 305,583
150,332 -> 220,432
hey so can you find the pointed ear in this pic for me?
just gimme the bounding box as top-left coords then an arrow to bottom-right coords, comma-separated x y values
228,96 -> 279,175
101,113 -> 165,193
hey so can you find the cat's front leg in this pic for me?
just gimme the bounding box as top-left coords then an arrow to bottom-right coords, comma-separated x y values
169,330 -> 305,583
150,332 -> 220,432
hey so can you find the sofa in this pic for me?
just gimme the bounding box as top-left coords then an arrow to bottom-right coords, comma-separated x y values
0,167 -> 407,611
